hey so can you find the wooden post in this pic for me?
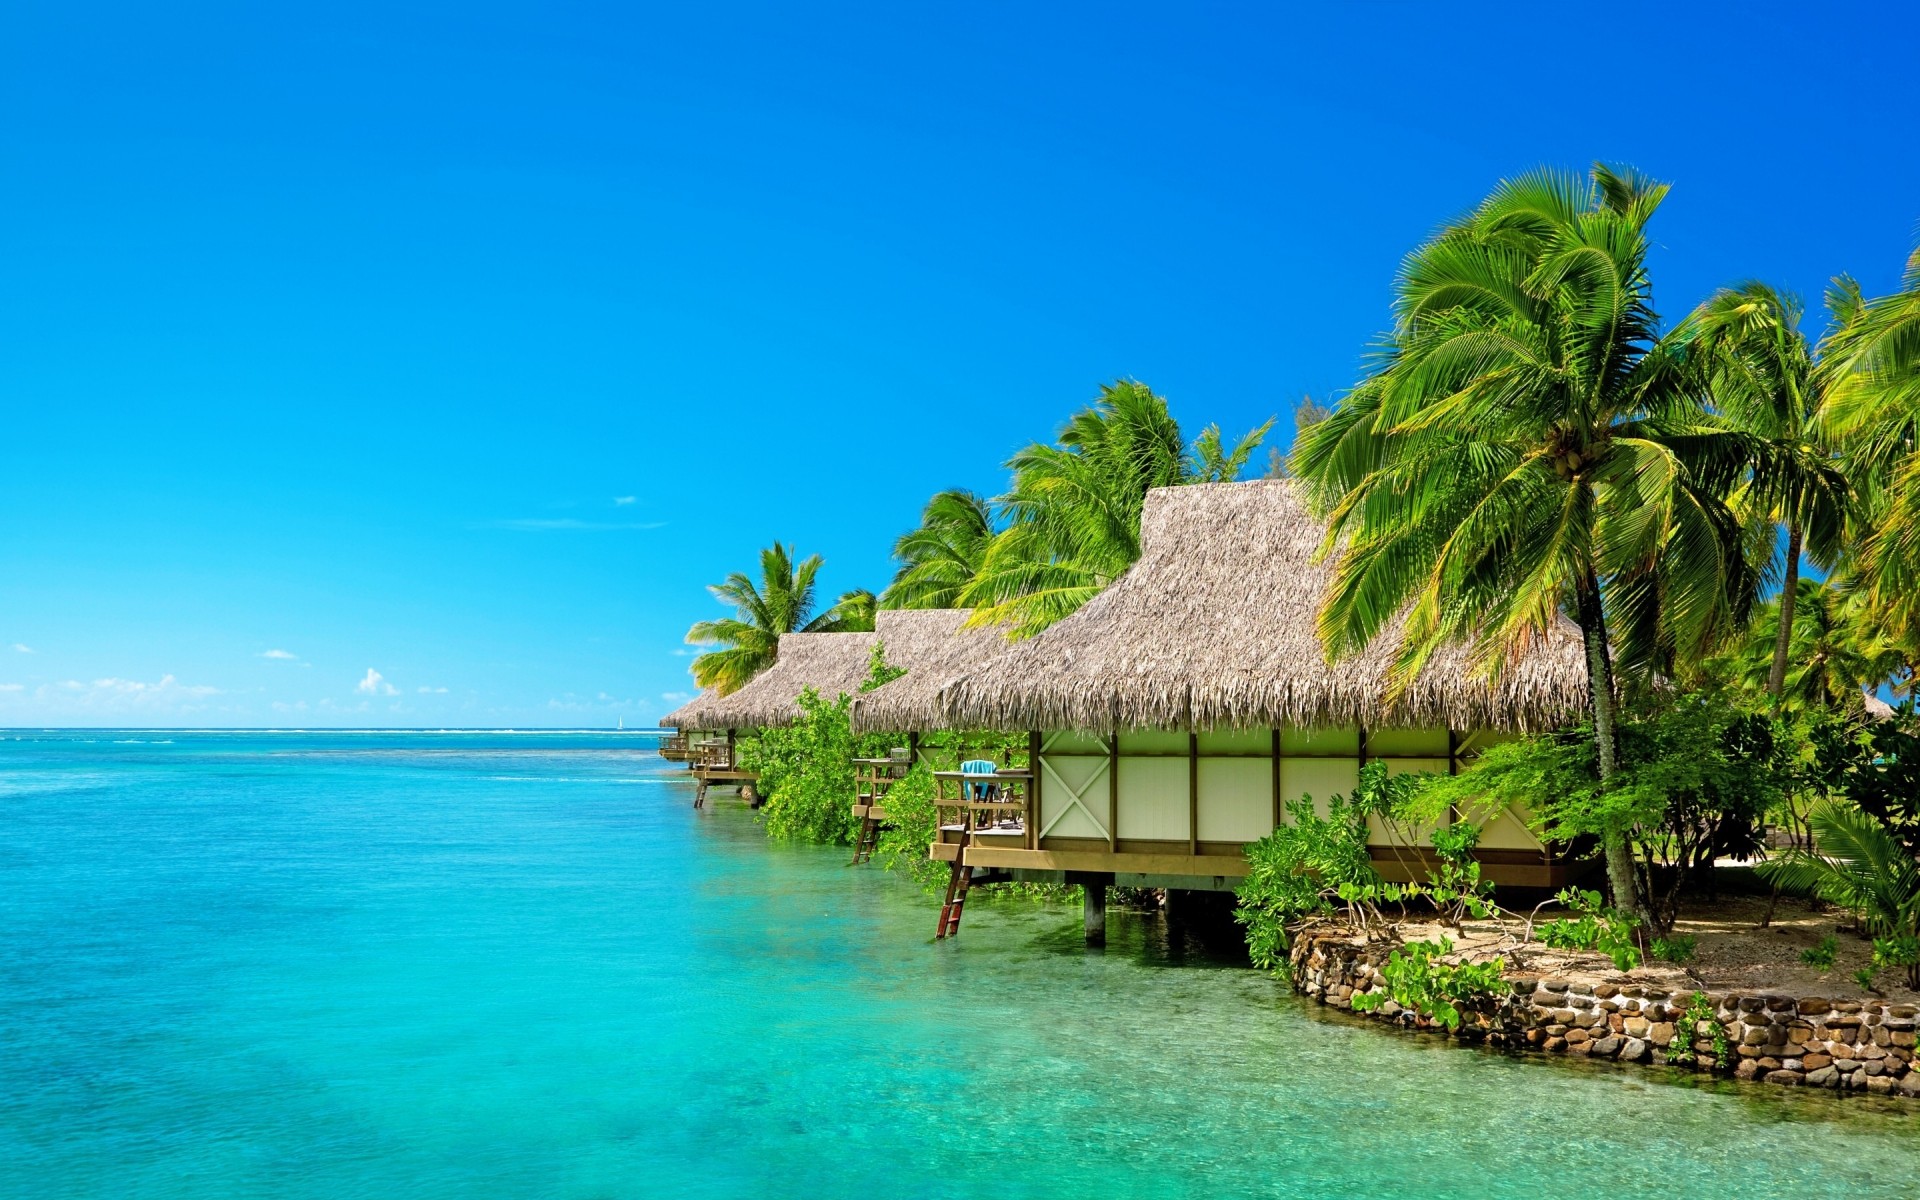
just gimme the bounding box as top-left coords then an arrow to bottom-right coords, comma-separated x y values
1084,880 -> 1107,947
1107,732 -> 1119,850
1188,730 -> 1200,855
1270,728 -> 1283,831
1028,729 -> 1041,851
1357,725 -> 1368,768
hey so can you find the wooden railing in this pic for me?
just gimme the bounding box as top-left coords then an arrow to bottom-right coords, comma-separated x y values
852,752 -> 913,812
658,732 -> 691,762
932,769 -> 1034,852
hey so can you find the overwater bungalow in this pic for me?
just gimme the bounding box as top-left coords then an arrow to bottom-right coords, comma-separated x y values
670,630 -> 880,805
655,692 -> 713,763
915,478 -> 1593,938
845,609 -> 1018,862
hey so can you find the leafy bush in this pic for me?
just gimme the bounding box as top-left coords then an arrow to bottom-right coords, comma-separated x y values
1758,800 -> 1920,988
1351,938 -> 1509,1031
1535,888 -> 1642,972
1679,990 -> 1731,1070
872,763 -> 945,890
1234,786 -> 1378,971
1801,934 -> 1839,971
745,688 -> 865,846
1652,934 -> 1697,965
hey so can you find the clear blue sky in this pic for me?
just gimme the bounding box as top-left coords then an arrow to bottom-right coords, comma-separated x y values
3,1 -> 1916,727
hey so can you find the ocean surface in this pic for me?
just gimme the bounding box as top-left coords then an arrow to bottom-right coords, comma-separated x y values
3,731 -> 1916,1199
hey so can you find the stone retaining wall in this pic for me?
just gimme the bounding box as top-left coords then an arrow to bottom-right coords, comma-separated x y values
1289,927 -> 1920,1098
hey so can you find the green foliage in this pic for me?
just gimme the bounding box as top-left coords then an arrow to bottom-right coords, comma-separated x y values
1806,709 -> 1920,858
744,688 -> 868,846
879,489 -> 997,611
1425,821 -> 1496,926
1424,691 -> 1784,933
1234,787 -> 1378,971
1351,937 -> 1509,1032
961,380 -> 1272,636
1680,991 -> 1731,1070
1756,800 -> 1920,987
686,543 -> 871,694
1651,934 -> 1698,965
859,641 -> 907,693
1854,967 -> 1879,993
1535,888 -> 1642,972
871,763 -> 945,891
1801,934 -> 1839,971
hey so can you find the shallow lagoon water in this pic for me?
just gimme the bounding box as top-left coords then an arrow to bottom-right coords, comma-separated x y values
3,731 -> 1915,1199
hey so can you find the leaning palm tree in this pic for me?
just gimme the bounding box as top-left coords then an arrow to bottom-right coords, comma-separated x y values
686,544 -> 866,694
1824,249 -> 1920,643
879,489 -> 997,610
1290,165 -> 1757,920
1756,801 -> 1920,988
964,380 -> 1270,635
1673,283 -> 1851,706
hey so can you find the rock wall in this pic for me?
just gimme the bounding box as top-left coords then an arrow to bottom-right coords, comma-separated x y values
1289,928 -> 1920,1098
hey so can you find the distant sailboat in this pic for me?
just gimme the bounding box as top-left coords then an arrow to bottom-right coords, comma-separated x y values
617,717 -> 624,731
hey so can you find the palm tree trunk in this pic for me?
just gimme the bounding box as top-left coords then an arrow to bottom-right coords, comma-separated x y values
1574,566 -> 1641,922
1767,524 -> 1803,707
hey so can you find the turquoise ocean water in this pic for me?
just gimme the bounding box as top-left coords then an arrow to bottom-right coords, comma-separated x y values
3,731 -> 1915,1199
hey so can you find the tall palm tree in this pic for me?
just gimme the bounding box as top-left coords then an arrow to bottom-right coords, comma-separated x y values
1290,165 -> 1757,920
962,380 -> 1270,635
1730,578 -> 1891,713
879,489 -> 997,610
1673,283 -> 1851,706
685,543 -> 865,694
1824,249 -> 1920,643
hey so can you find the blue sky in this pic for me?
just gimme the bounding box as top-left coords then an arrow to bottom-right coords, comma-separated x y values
3,1 -> 1916,727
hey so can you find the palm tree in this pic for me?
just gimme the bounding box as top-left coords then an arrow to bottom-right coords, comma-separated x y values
1824,250 -> 1920,644
879,489 -> 997,610
963,380 -> 1270,635
1289,165 -> 1757,920
686,544 -> 866,694
1730,578 -> 1891,713
1673,283 -> 1851,706
828,588 -> 877,632
1757,800 -> 1920,988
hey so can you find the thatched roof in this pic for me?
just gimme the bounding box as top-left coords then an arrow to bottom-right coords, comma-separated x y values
669,631 -> 879,731
1864,691 -> 1898,722
935,479 -> 1591,734
850,609 -> 1013,733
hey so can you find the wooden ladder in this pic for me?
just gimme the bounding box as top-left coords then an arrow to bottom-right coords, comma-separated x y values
936,854 -> 974,938
850,811 -> 880,865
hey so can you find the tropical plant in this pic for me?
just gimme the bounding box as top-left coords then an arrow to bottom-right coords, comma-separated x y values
1718,578 -> 1892,713
963,380 -> 1271,636
829,588 -> 878,633
1823,250 -> 1920,644
1350,937 -> 1509,1032
685,543 -> 869,693
1756,800 -> 1920,988
1234,787 -> 1380,970
1673,282 -> 1852,706
1290,165 -> 1760,920
879,489 -> 998,610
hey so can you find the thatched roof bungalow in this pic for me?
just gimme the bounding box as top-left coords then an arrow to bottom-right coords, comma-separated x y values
914,479 -> 1594,893
677,630 -> 880,734
850,608 -> 1015,735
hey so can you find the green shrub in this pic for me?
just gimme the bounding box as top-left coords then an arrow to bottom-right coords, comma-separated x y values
1801,934 -> 1839,971
1535,888 -> 1642,971
746,688 -> 865,846
1651,934 -> 1697,964
1351,937 -> 1509,1031
1679,990 -> 1731,1069
1234,786 -> 1377,972
873,763 -> 946,890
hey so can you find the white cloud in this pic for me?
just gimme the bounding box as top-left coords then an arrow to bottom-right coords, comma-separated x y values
660,690 -> 691,705
670,648 -> 695,657
260,649 -> 298,660
416,685 -> 449,694
23,674 -> 222,714
613,495 -> 637,506
356,668 -> 399,696
12,644 -> 32,654
0,683 -> 22,692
